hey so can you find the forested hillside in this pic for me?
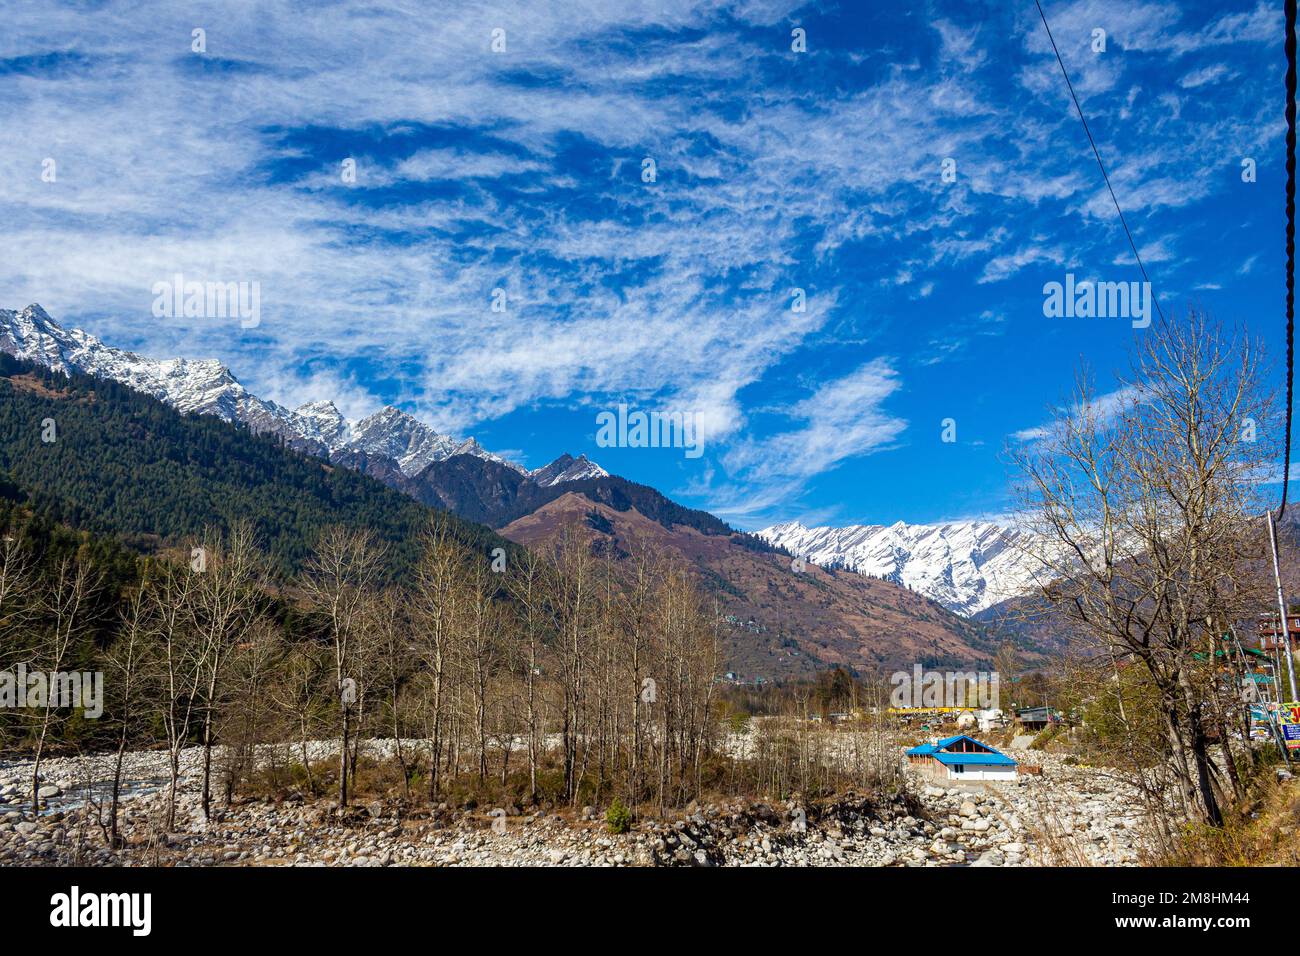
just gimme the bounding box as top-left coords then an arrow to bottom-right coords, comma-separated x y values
0,353 -> 515,577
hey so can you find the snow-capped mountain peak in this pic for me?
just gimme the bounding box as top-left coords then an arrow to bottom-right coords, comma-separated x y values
292,400 -> 350,447
757,518 -> 1043,616
444,438 -> 526,475
344,405 -> 458,476
531,453 -> 609,487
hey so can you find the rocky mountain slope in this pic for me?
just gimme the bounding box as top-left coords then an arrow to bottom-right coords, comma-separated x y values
973,509 -> 1300,653
501,493 -> 1012,675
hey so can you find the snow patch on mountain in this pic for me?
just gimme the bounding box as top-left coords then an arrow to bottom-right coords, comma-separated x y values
450,437 -> 528,475
757,518 -> 1046,617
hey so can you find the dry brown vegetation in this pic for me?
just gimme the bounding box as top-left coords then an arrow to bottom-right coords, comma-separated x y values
1160,773 -> 1300,866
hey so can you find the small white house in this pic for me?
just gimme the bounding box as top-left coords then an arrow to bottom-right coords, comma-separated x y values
954,710 -> 1006,733
905,734 -> 1018,782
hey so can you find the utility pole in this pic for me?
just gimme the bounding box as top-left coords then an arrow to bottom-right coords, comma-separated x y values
1266,510 -> 1299,702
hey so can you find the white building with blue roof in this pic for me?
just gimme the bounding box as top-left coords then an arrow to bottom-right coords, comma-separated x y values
905,734 -> 1018,782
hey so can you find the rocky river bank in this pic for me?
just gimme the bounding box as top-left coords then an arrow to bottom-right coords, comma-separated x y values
0,745 -> 1150,867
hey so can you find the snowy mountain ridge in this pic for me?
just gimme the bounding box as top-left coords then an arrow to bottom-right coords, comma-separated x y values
757,518 -> 1047,617
0,303 -> 601,484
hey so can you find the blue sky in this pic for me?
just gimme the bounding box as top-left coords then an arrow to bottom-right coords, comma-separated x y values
0,0 -> 1286,529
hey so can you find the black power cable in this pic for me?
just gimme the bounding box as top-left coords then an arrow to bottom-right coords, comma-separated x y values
1033,0 -> 1167,329
1283,0 -> 1296,517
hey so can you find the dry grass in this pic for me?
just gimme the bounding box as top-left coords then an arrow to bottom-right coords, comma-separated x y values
1161,774 -> 1300,866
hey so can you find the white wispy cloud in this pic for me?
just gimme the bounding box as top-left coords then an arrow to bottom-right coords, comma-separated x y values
1011,385 -> 1142,441
713,359 -> 907,516
0,0 -> 1281,516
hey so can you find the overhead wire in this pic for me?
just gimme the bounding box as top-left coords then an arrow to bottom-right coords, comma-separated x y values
1033,0 -> 1167,330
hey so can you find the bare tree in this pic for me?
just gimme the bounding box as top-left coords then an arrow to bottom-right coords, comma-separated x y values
300,526 -> 386,809
217,617 -> 281,807
550,526 -> 597,805
0,527 -> 34,670
148,552 -> 204,831
507,548 -> 551,805
1012,313 -> 1271,826
619,549 -> 658,809
270,640 -> 330,796
103,583 -> 154,846
29,554 -> 101,815
458,558 -> 501,781
410,517 -> 466,799
369,589 -> 415,798
191,523 -> 270,820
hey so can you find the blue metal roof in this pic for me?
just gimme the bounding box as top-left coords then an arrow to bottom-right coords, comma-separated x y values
933,752 -> 1017,767
906,735 -> 1016,766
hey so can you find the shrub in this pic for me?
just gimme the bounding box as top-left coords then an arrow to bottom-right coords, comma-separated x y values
606,798 -> 633,834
